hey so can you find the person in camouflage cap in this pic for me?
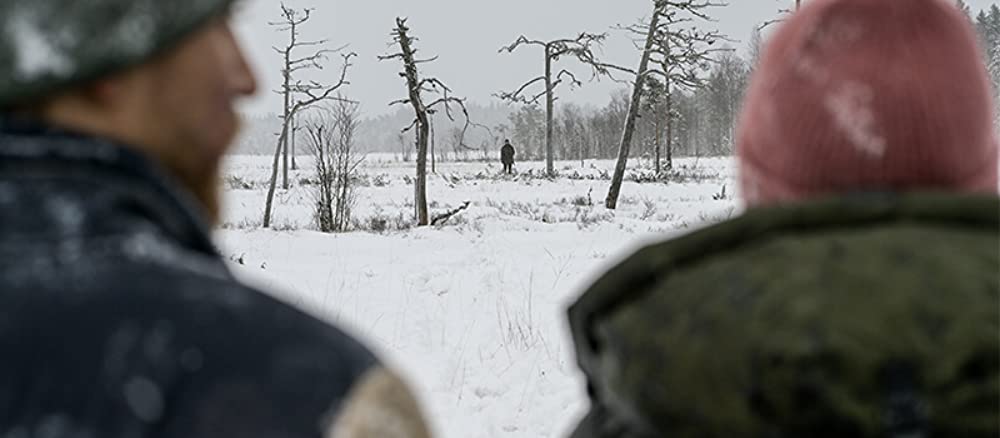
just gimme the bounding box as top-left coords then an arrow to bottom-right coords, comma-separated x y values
568,0 -> 999,437
0,1 -> 431,437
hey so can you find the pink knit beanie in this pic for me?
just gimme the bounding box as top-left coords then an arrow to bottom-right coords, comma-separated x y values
737,0 -> 999,206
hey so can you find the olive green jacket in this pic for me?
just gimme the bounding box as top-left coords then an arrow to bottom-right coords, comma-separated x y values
570,193 -> 999,438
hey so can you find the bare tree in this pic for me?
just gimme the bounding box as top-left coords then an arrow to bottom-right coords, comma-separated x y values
429,111 -> 436,173
290,115 -> 300,170
606,0 -> 728,209
497,33 -> 625,177
379,18 -> 475,226
606,7 -> 662,209
306,99 -> 364,233
263,3 -> 355,228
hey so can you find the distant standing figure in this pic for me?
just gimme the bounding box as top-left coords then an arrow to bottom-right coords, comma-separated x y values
500,139 -> 516,174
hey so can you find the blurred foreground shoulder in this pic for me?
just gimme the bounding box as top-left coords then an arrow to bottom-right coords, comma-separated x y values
327,367 -> 432,438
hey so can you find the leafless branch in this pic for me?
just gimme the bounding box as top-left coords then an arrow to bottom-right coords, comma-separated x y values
759,8 -> 792,30
611,2 -> 732,91
414,56 -> 440,65
378,52 -> 406,61
289,52 -> 357,116
552,69 -> 582,89
498,35 -> 547,53
401,118 -> 419,133
495,76 -> 546,105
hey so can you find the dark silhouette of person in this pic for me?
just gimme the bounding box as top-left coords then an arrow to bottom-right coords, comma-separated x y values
0,1 -> 431,436
500,139 -> 516,174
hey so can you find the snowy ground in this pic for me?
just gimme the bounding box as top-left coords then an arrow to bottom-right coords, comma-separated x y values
215,154 -> 741,438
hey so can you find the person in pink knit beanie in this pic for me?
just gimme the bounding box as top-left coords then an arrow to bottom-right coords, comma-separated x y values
737,0 -> 999,206
567,2 -> 999,437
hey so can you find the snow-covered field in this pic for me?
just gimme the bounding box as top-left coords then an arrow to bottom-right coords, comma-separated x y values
215,154 -> 741,438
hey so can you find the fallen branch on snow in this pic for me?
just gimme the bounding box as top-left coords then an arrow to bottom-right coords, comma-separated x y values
431,201 -> 472,226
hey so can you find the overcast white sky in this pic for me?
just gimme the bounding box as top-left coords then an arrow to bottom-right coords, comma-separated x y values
233,0 -> 998,117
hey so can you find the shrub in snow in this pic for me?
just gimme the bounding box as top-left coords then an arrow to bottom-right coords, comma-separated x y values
574,207 -> 613,229
354,207 -> 414,234
220,218 -> 261,230
224,174 -> 255,190
371,174 -> 392,187
304,100 -> 363,233
640,198 -> 658,221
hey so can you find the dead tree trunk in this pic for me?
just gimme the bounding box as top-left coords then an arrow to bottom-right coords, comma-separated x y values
430,112 -> 436,174
281,102 -> 290,192
275,25 -> 292,194
606,10 -> 661,210
397,24 -> 432,225
282,126 -> 289,188
263,126 -> 287,228
544,48 -> 555,176
381,18 -> 479,226
291,115 -> 298,171
415,113 -> 431,224
275,8 -> 295,191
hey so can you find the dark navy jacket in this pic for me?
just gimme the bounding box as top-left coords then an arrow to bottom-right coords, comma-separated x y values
0,118 -> 377,438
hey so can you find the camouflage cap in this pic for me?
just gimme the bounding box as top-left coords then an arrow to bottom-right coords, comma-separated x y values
0,0 -> 234,107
